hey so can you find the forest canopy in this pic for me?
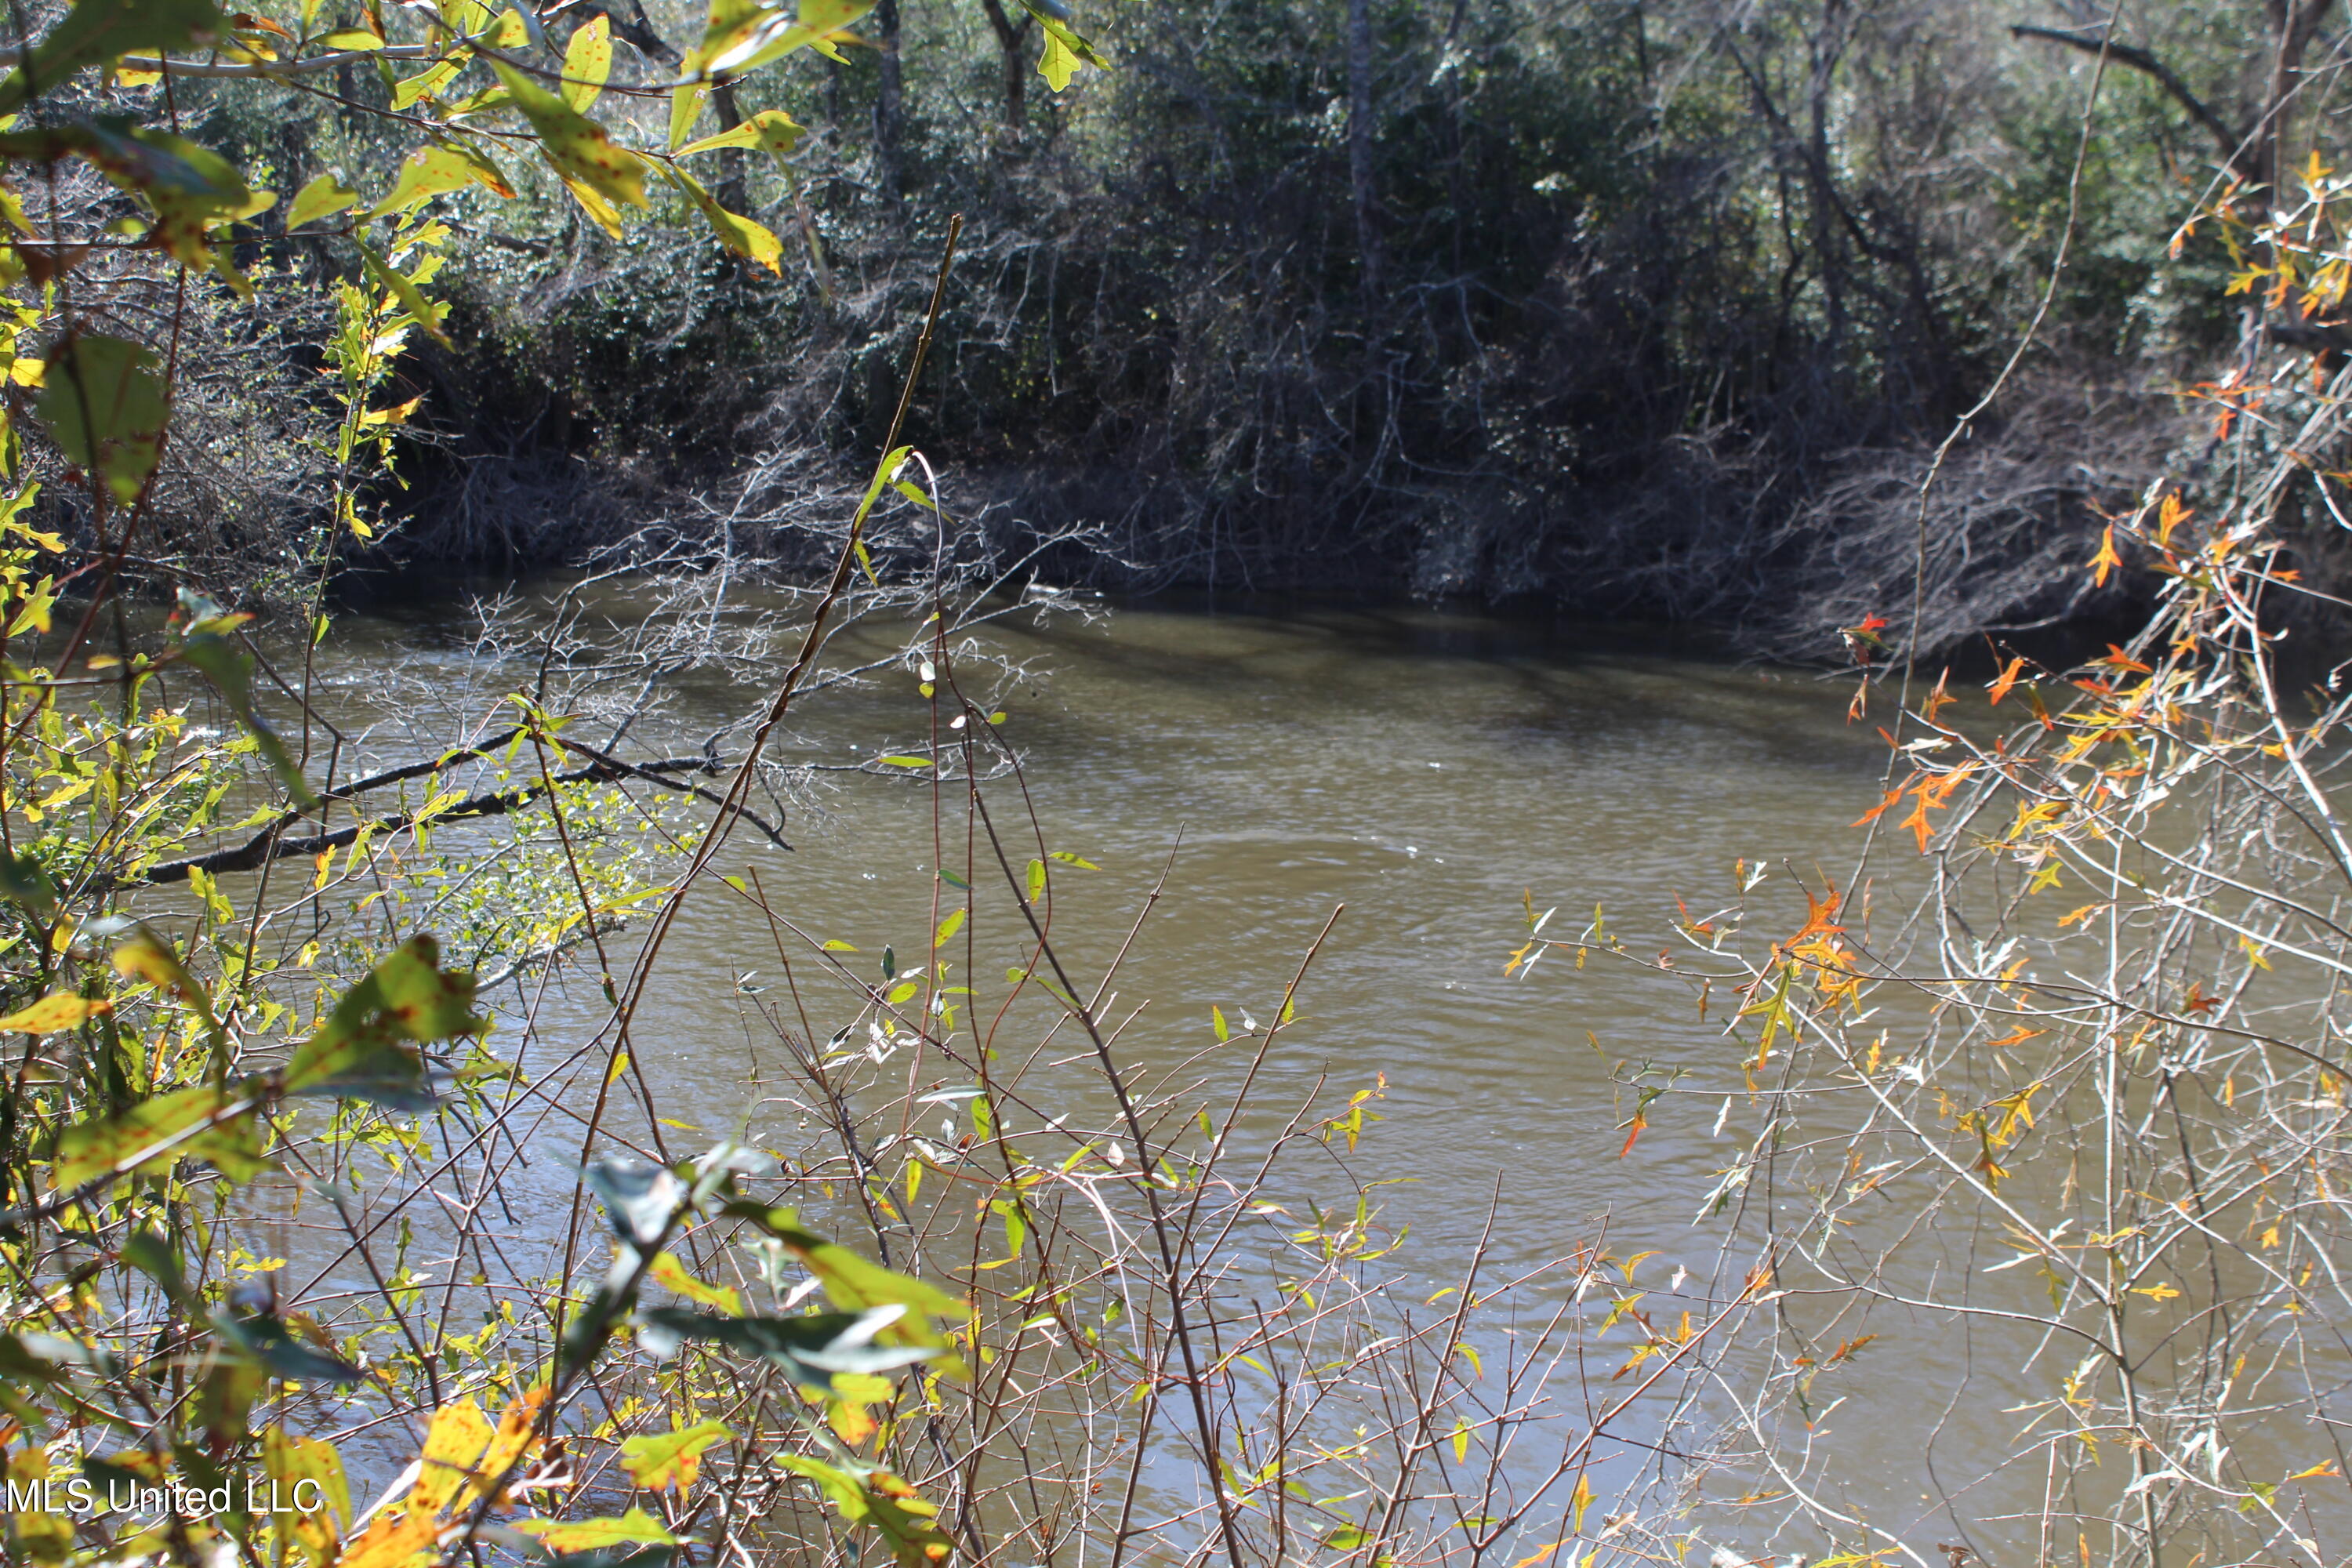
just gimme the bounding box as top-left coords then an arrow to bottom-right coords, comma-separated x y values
3,0 -> 2336,655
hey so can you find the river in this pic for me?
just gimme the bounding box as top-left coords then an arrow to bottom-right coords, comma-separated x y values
233,585 -> 2271,1565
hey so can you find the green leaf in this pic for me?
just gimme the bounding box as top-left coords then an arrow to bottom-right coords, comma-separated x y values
355,239 -> 451,347
389,51 -> 466,110
659,164 -> 782,274
720,1207 -> 968,1375
668,82 -> 709,149
617,1420 -> 729,1492
212,1311 -> 364,1385
1037,27 -> 1077,90
51,1084 -> 269,1191
1022,5 -> 1107,92
0,120 -> 266,263
583,1156 -> 686,1249
516,1510 -> 679,1552
682,0 -> 870,83
36,333 -> 165,505
851,444 -> 914,528
561,13 -> 612,111
1025,858 -> 1046,904
487,59 -> 646,209
367,143 -> 486,217
637,1307 -> 935,1385
931,909 -> 965,948
0,0 -> 227,115
0,851 -> 58,919
282,934 -> 482,1108
315,25 -> 383,46
677,107 -> 806,166
771,1452 -> 956,1568
120,1229 -> 191,1303
878,755 -> 932,768
285,171 -> 359,230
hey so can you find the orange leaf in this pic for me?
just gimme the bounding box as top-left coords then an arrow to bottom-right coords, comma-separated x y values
2091,524 -> 2122,587
2096,644 -> 2151,674
1922,668 -> 1957,724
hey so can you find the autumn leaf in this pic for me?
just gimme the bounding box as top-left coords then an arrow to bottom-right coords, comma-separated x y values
0,993 -> 107,1033
1987,655 -> 2027,706
488,60 -> 646,211
619,1420 -> 729,1492
2094,644 -> 2152,674
2092,523 -> 2122,586
649,1250 -> 742,1314
2155,492 -> 2191,550
2131,1282 -> 2182,1301
514,1508 -> 678,1551
677,107 -> 807,165
561,13 -> 612,111
336,1508 -> 438,1568
51,1083 -> 267,1190
411,1396 -> 494,1515
1922,667 -> 1956,724
285,171 -> 359,229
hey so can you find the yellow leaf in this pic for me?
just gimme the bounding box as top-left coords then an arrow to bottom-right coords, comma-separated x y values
390,54 -> 467,111
649,1250 -> 742,1314
368,146 -> 478,219
490,60 -> 646,209
559,171 -> 626,238
480,1385 -> 550,1494
264,1426 -> 350,1568
659,164 -> 782,274
677,107 -> 807,165
336,1508 -> 438,1568
562,13 -> 612,111
51,1084 -> 268,1190
514,1508 -> 677,1551
1570,1472 -> 1594,1534
0,992 -> 107,1033
1038,27 -> 1076,89
358,396 -> 423,428
2131,1282 -> 2181,1301
412,1397 -> 493,1515
618,1420 -> 729,1492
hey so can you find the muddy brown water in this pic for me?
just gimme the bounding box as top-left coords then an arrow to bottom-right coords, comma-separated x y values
203,590 -> 2296,1560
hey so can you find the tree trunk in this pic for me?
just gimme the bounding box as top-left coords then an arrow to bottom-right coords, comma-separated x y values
2252,0 -> 2339,199
711,80 -> 749,216
1346,0 -> 1381,308
978,0 -> 1033,133
873,0 -> 905,205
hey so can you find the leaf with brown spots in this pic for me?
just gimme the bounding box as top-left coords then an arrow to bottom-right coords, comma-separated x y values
486,60 -> 644,211
283,935 -> 482,1109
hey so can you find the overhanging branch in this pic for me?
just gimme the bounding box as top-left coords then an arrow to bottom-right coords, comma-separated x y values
2010,24 -> 2248,173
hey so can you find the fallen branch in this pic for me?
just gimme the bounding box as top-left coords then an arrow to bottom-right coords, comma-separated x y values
117,751 -> 789,889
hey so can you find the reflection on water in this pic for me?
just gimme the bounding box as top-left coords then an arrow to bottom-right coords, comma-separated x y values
279,590 -> 2092,1550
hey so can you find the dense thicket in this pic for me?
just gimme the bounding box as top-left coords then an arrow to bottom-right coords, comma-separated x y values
177,0 -> 2318,651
